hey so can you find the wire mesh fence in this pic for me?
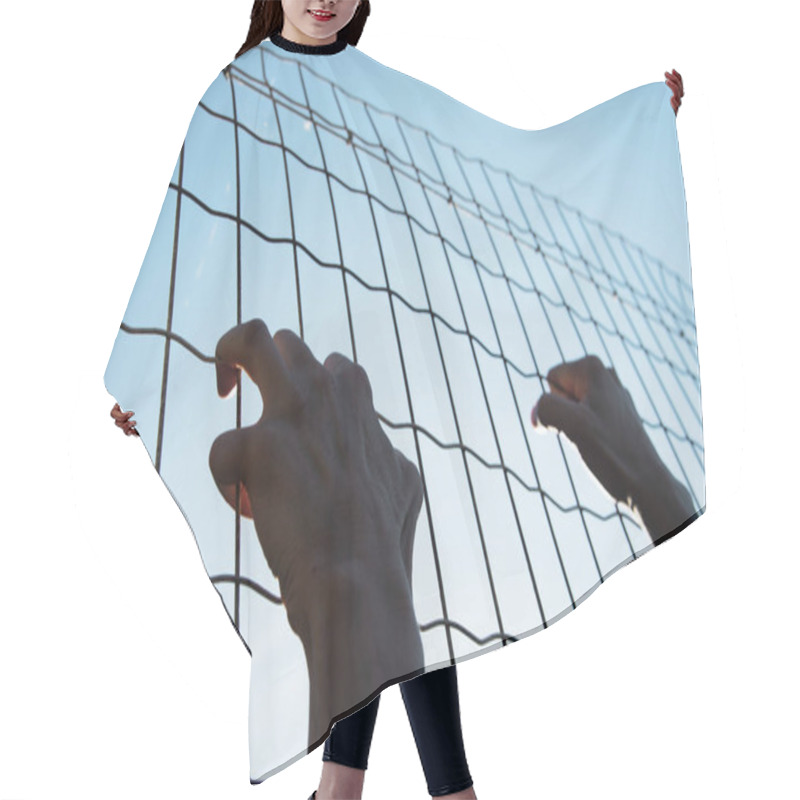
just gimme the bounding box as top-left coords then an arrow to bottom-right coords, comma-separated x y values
113,43 -> 704,668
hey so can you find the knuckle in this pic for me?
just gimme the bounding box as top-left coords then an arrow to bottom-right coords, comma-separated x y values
585,354 -> 605,375
323,351 -> 349,372
351,360 -> 367,381
242,317 -> 269,345
399,452 -> 423,495
312,365 -> 336,393
351,361 -> 372,398
272,327 -> 296,348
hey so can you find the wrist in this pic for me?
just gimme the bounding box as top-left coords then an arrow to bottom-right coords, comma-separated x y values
303,559 -> 422,667
631,462 -> 696,543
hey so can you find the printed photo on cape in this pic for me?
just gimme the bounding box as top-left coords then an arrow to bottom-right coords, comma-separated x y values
104,29 -> 705,783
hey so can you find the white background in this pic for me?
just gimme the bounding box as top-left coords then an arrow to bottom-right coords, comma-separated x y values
1,1 -> 796,798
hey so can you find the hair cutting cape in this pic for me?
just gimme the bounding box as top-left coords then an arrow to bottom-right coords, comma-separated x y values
104,33 -> 705,784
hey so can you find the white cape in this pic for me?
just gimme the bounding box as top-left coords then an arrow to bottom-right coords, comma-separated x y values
104,35 -> 705,782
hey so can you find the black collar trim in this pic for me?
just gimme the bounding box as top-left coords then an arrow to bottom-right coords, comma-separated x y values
269,32 -> 348,55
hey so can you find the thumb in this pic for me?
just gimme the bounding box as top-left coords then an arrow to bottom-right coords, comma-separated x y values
209,427 -> 253,518
533,391 -> 592,444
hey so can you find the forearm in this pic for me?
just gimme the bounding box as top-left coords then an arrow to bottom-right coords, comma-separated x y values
294,559 -> 424,740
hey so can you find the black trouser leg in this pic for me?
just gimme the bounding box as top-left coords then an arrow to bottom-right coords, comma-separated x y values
400,665 -> 473,797
322,665 -> 473,797
322,690 -> 381,770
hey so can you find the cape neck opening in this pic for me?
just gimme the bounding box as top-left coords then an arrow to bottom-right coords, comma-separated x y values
269,31 -> 348,55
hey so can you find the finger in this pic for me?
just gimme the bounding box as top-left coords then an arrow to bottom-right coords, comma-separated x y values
545,355 -> 605,402
325,352 -> 374,407
209,428 -> 254,518
214,319 -> 297,413
533,391 -> 593,444
112,408 -> 135,424
665,79 -> 681,100
216,481 -> 254,518
272,328 -> 320,375
323,351 -> 359,378
669,86 -> 680,108
665,70 -> 683,93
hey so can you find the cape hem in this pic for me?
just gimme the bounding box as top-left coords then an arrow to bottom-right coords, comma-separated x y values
248,503 -> 706,785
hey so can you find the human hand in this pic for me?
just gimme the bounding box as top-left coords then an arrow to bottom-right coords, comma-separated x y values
110,402 -> 138,436
665,68 -> 684,116
532,355 -> 694,541
209,319 -> 425,736
209,318 -> 422,589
